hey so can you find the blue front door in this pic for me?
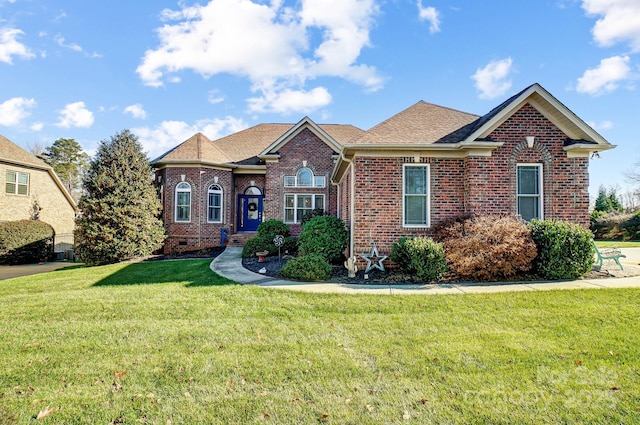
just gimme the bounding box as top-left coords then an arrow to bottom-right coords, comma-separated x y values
238,195 -> 263,231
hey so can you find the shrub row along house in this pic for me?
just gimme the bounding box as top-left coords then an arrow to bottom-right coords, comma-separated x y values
0,135 -> 77,254
152,83 -> 614,259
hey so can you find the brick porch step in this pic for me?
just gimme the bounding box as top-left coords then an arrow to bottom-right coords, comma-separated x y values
226,232 -> 257,247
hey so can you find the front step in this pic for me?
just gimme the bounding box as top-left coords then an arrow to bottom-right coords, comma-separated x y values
226,232 -> 257,247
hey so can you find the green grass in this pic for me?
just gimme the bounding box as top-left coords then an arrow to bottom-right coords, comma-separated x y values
1,259 -> 639,424
595,240 -> 640,248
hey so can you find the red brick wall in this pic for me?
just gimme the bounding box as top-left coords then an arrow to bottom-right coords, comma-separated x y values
350,157 -> 465,257
158,167 -> 234,254
264,128 -> 338,236
466,103 -> 589,225
349,103 -> 590,259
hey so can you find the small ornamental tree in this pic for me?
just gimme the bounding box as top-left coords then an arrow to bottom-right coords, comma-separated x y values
75,130 -> 165,265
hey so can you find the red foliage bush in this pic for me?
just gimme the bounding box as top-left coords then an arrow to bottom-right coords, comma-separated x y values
440,215 -> 537,281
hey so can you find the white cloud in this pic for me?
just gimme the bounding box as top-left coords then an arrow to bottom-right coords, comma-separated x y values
54,34 -> 102,57
124,104 -> 147,119
0,97 -> 35,126
56,101 -> 94,128
576,55 -> 631,95
208,89 -> 225,105
417,2 -> 441,34
137,0 -> 381,114
582,0 -> 640,52
0,28 -> 35,64
247,86 -> 332,114
471,58 -> 514,99
133,116 -> 248,159
30,122 -> 43,131
54,34 -> 82,52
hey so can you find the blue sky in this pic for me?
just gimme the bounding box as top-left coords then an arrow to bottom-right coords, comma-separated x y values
1,0 -> 639,201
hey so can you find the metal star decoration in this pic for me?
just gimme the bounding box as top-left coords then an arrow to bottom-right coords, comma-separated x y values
359,243 -> 388,273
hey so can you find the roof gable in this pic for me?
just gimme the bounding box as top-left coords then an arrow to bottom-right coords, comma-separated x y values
0,135 -> 51,169
456,83 -> 612,147
0,134 -> 77,211
259,117 -> 345,157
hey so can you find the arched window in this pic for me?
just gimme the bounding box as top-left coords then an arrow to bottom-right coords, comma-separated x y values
175,182 -> 191,222
284,167 -> 325,187
296,168 -> 312,187
207,184 -> 223,223
244,186 -> 262,195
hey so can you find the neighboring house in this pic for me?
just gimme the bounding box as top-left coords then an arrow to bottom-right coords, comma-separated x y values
0,135 -> 78,254
152,83 -> 614,258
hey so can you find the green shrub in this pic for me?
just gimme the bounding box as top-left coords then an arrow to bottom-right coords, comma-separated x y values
301,208 -> 326,226
257,219 -> 290,240
441,215 -> 537,281
242,220 -> 292,258
390,237 -> 447,282
241,236 -> 275,258
298,216 -> 348,264
591,211 -> 640,241
280,254 -> 332,281
529,219 -> 595,279
0,220 -> 55,265
282,236 -> 299,255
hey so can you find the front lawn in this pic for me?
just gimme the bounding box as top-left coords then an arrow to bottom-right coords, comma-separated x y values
1,259 -> 639,424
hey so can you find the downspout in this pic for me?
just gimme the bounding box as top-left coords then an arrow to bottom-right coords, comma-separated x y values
336,152 -> 356,257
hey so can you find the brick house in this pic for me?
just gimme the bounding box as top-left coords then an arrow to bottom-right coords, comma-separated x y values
0,135 -> 78,254
152,83 -> 614,257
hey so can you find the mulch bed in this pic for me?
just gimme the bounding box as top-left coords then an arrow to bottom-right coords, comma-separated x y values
241,254 -> 615,285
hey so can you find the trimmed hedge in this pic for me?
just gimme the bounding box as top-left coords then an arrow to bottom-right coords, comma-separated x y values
529,219 -> 595,279
298,215 -> 348,264
0,220 -> 55,265
280,254 -> 332,281
390,237 -> 447,282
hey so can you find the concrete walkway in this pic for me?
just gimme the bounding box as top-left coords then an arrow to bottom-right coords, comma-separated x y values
211,247 -> 640,295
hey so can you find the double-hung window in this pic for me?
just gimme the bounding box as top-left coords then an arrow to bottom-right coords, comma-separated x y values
207,184 -> 223,223
175,182 -> 191,222
284,194 -> 324,224
6,170 -> 29,195
403,164 -> 430,227
517,164 -> 543,221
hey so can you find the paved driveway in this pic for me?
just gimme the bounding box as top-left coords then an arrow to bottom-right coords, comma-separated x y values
0,262 -> 79,281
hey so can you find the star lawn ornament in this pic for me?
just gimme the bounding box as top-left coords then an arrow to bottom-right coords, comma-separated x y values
359,243 -> 388,273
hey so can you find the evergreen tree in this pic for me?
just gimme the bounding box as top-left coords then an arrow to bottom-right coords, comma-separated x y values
594,185 -> 623,213
39,138 -> 90,202
75,130 -> 165,265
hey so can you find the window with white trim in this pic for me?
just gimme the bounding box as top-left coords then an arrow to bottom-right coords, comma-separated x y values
284,194 -> 324,223
284,167 -> 326,188
175,182 -> 191,222
403,164 -> 430,227
207,184 -> 223,223
5,170 -> 29,195
517,164 -> 543,221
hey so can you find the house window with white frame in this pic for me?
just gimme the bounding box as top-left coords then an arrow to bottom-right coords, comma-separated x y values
175,182 -> 191,222
517,164 -> 543,221
5,170 -> 29,195
403,164 -> 430,227
284,194 -> 324,223
207,184 -> 223,223
284,167 -> 326,188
